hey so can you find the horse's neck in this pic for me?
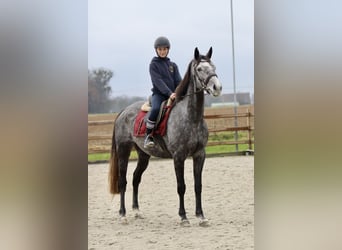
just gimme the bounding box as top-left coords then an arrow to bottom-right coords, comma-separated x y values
186,79 -> 204,122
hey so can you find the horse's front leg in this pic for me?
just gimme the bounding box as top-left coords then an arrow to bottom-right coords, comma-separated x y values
173,156 -> 189,225
193,150 -> 209,226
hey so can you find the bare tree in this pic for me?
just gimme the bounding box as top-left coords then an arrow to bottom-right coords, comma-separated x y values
88,68 -> 113,113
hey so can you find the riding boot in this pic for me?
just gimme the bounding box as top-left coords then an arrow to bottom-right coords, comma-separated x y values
144,128 -> 155,148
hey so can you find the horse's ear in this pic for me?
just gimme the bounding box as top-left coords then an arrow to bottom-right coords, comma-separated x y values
194,47 -> 200,60
206,47 -> 213,59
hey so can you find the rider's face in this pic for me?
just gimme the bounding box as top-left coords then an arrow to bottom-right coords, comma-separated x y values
156,47 -> 169,58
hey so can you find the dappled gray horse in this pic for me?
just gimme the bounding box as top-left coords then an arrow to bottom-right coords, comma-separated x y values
109,47 -> 222,226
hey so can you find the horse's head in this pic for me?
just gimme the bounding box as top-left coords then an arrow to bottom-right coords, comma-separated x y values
193,47 -> 222,97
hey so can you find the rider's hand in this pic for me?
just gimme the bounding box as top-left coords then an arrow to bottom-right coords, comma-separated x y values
170,93 -> 176,100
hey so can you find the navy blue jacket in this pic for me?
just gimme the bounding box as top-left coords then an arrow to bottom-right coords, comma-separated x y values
149,56 -> 182,97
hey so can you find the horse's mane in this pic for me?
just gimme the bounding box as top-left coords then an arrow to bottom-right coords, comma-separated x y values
175,60 -> 193,102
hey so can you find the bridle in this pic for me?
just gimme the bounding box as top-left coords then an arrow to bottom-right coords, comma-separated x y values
191,60 -> 218,95
179,59 -> 218,98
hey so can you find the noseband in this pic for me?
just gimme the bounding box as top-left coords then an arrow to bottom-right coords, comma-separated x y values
203,73 -> 218,86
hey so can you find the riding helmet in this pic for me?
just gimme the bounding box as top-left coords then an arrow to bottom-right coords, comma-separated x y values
154,36 -> 170,49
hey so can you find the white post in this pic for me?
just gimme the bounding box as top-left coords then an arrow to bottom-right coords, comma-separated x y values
230,0 -> 239,152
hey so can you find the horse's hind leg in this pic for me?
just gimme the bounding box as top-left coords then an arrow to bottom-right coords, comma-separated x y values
132,146 -> 150,213
117,145 -> 131,218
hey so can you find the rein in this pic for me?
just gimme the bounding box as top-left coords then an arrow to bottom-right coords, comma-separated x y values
181,86 -> 206,98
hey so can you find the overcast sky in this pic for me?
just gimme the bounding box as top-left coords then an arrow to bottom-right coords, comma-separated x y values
88,0 -> 254,98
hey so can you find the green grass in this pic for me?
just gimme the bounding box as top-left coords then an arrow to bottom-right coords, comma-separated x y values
88,153 -> 110,162
88,142 -> 253,162
88,131 -> 253,162
205,144 -> 251,154
88,151 -> 138,162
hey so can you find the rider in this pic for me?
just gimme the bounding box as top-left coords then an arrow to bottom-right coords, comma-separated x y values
144,36 -> 182,148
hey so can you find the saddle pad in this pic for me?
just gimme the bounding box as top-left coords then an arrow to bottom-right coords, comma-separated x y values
133,111 -> 147,137
133,106 -> 173,137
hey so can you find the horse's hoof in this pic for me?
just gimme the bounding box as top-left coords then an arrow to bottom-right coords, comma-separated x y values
133,209 -> 144,219
199,218 -> 210,227
119,216 -> 128,225
180,218 -> 190,227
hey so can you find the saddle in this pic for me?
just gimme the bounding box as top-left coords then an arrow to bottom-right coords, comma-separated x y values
133,97 -> 175,137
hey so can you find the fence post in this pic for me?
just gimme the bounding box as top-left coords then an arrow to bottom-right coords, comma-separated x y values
247,109 -> 252,150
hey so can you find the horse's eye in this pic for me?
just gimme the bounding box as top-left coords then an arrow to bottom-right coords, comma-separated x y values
197,67 -> 202,72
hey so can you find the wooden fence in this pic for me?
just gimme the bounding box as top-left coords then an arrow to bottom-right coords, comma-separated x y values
88,106 -> 254,155
204,111 -> 254,150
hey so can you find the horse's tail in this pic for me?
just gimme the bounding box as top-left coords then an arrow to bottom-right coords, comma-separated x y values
108,114 -> 120,195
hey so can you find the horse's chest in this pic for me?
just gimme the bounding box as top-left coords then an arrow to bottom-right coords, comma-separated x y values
182,126 -> 208,146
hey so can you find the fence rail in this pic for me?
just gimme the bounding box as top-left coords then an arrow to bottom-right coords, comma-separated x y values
88,109 -> 254,155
